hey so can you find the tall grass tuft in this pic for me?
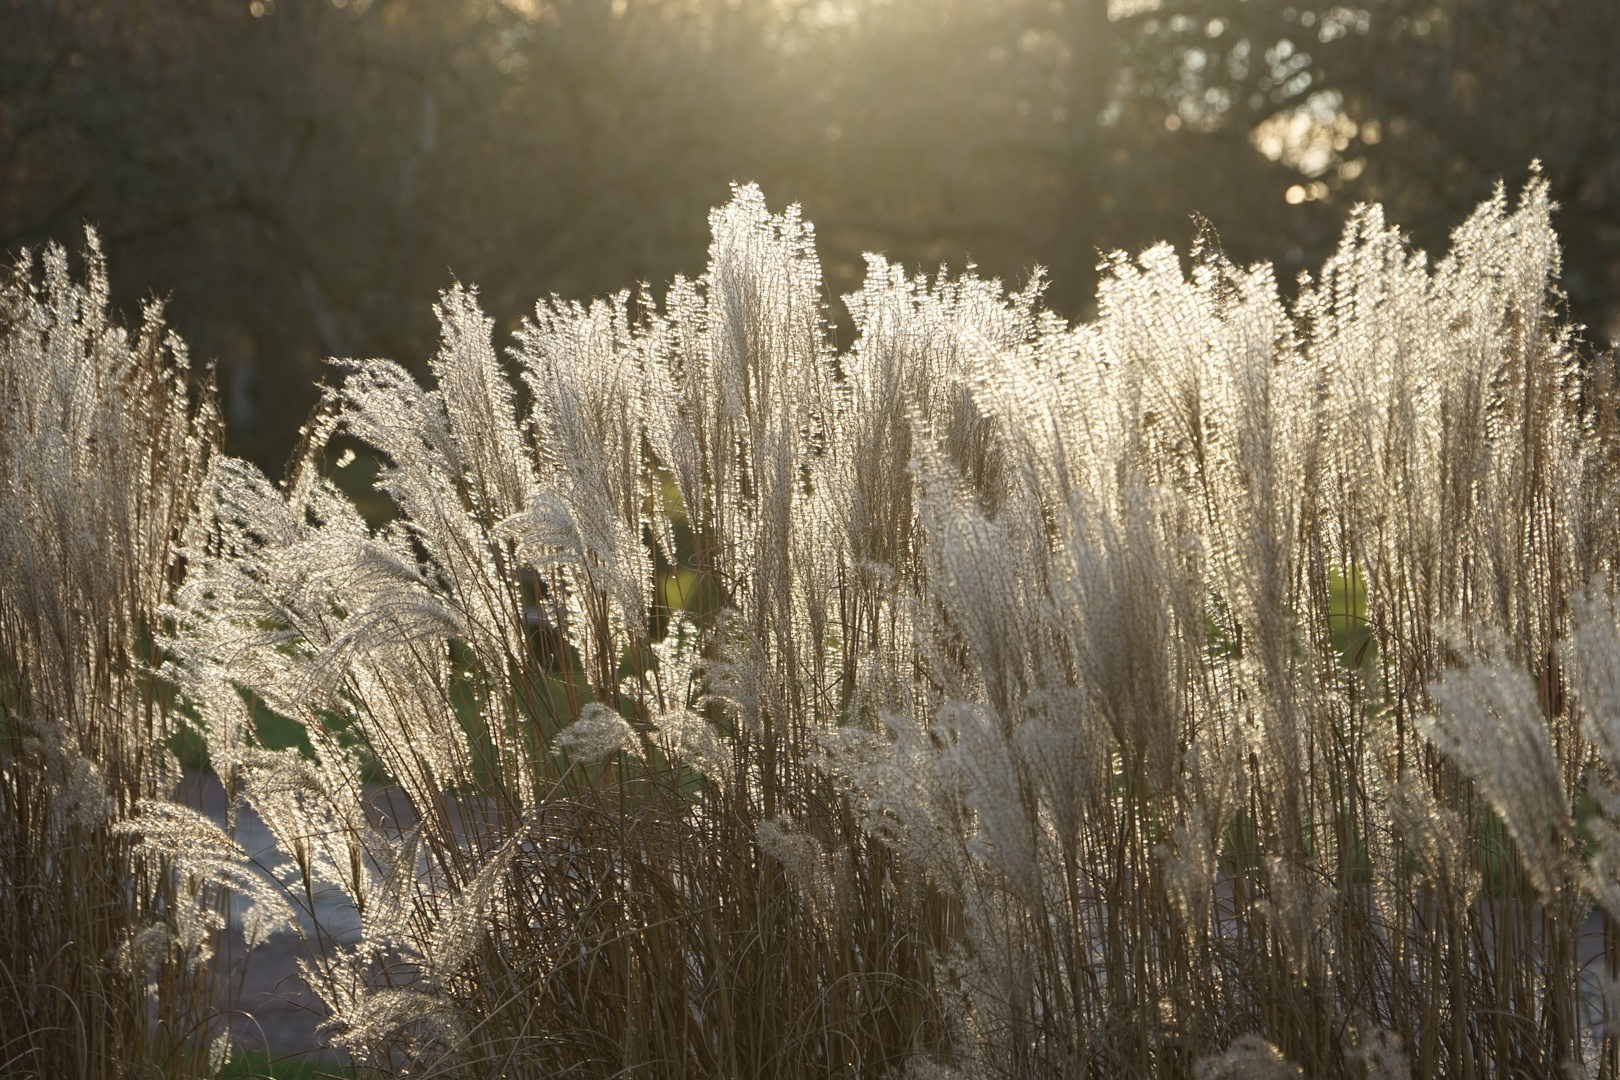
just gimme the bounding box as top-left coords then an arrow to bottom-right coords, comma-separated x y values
0,234 -> 271,1078
61,175 -> 1620,1077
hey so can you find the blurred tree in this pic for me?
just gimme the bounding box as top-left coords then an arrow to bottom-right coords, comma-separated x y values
1105,0 -> 1620,338
1,0 -> 778,466
2,0 -> 1614,471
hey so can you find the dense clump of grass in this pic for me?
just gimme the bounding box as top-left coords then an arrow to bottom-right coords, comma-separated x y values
0,237 -> 294,1079
10,179 -> 1620,1078
165,196 -> 944,1078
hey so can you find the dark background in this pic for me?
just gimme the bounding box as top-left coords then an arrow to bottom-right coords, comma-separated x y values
5,0 -> 1616,471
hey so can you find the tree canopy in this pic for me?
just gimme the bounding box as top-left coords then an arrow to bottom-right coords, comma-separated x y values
4,0 -> 1614,467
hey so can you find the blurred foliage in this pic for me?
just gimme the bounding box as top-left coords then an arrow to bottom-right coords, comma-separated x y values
219,1049 -> 357,1079
3,0 -> 1615,470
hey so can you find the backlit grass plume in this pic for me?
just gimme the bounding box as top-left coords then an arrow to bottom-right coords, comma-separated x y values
148,176 -> 1620,1079
0,234 -> 252,1079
